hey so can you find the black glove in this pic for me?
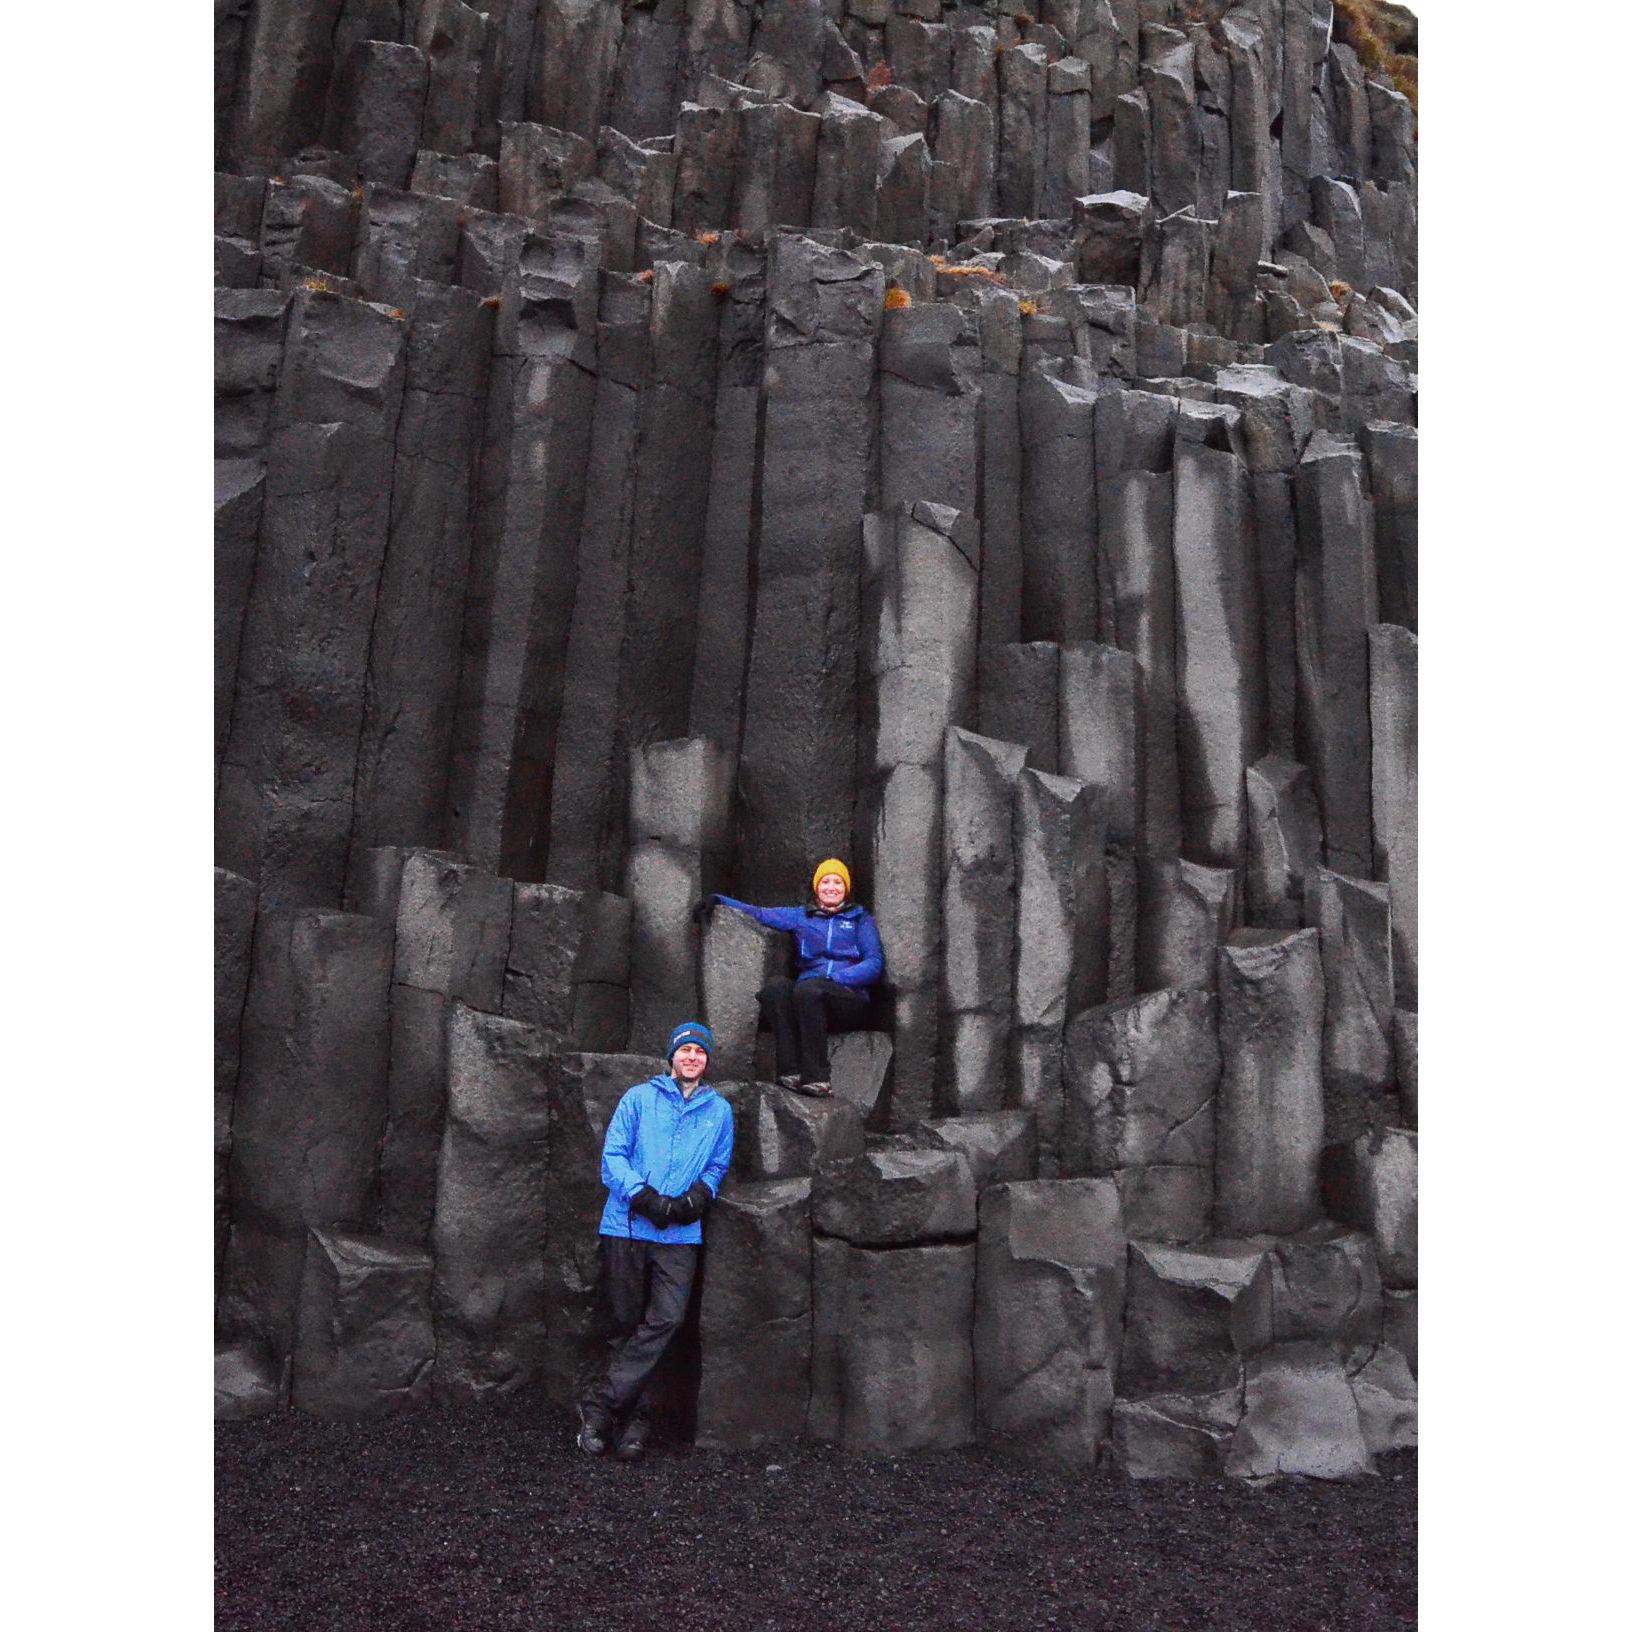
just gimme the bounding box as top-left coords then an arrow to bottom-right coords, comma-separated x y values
690,894 -> 721,925
630,1185 -> 675,1227
665,1180 -> 713,1227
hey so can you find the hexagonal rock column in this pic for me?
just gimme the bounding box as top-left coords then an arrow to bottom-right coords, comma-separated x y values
1322,1128 -> 1418,1289
731,1084 -> 866,1182
1061,988 -> 1218,1244
1120,1238 -> 1272,1400
539,1051 -> 668,1406
738,235 -> 883,900
1135,853 -> 1237,993
1348,1342 -> 1418,1456
860,500 -> 978,1127
1226,1342 -> 1376,1482
1172,410 -> 1265,867
429,1005 -> 551,1400
291,1228 -> 435,1418
1244,754 -> 1322,928
1305,867 -> 1394,1138
915,1112 -> 1038,1191
216,1342 -> 282,1421
879,298 -> 981,520
695,1178 -> 814,1450
1214,929 -> 1325,1237
829,1031 -> 893,1122
1011,767 -> 1108,1175
1293,432 -> 1379,877
221,909 -> 392,1359
1369,623 -> 1418,1009
974,1178 -> 1126,1471
941,728 -> 1029,1114
820,1240 -> 979,1454
215,868 -> 257,1304
371,848 -> 514,1244
700,908 -> 786,1081
215,292 -> 408,909
813,1146 -> 977,1246
623,736 -> 736,1054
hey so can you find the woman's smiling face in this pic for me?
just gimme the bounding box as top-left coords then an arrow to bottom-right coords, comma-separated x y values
815,873 -> 848,909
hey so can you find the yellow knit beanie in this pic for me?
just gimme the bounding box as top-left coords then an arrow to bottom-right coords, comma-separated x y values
812,858 -> 852,898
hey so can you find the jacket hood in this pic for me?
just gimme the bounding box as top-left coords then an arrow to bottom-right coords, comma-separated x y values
649,1072 -> 717,1107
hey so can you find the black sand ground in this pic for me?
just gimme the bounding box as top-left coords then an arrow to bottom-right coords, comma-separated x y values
217,1401 -> 1415,1632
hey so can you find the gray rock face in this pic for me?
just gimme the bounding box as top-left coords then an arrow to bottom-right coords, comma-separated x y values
941,728 -> 1028,1113
215,0 -> 1419,1466
861,501 -> 978,1125
975,1178 -> 1126,1469
1214,929 -> 1325,1237
221,910 -> 393,1356
739,237 -> 882,898
916,1111 -> 1037,1191
696,1178 -> 813,1449
216,1341 -> 283,1420
430,1005 -> 550,1399
292,1228 -> 435,1417
1012,767 -> 1108,1172
1244,754 -> 1322,928
1306,867 -> 1394,1132
735,1084 -> 867,1181
1136,855 -> 1235,992
700,907 -> 786,1080
1062,988 -> 1217,1243
814,1145 -> 977,1245
1324,1127 -> 1417,1289
624,737 -> 735,1053
826,1240 -> 978,1453
1227,1342 -> 1376,1482
1293,432 -> 1378,876
215,869 -> 257,1303
1369,623 -> 1418,1009
1120,1238 -> 1271,1398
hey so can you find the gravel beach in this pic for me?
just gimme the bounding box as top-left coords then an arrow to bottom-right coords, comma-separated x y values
217,1401 -> 1415,1631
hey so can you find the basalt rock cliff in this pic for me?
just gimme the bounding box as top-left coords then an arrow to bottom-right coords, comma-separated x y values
215,0 -> 1417,1478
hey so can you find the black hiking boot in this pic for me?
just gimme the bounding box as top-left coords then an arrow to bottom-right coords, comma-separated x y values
614,1418 -> 649,1464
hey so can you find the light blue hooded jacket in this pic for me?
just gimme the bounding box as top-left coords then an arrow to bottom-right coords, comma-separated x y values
598,1073 -> 735,1245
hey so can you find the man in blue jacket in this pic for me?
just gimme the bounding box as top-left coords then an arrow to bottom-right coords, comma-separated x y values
577,1021 -> 735,1462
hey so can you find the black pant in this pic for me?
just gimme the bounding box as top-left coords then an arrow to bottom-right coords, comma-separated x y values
585,1238 -> 699,1424
757,975 -> 871,1080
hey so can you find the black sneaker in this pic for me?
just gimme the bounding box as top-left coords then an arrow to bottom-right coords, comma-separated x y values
577,1405 -> 610,1457
614,1419 -> 649,1464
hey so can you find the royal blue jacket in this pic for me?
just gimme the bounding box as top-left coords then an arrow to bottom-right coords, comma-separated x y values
715,898 -> 885,992
598,1074 -> 735,1245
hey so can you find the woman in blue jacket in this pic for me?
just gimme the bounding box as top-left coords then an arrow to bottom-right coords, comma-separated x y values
578,1020 -> 734,1463
693,857 -> 884,1097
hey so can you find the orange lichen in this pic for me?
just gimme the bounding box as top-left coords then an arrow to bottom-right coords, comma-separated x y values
711,280 -> 731,300
865,61 -> 893,94
636,268 -> 655,284
301,276 -> 335,294
936,263 -> 1010,286
350,181 -> 366,200
1330,279 -> 1353,300
695,230 -> 722,246
480,294 -> 502,309
1013,10 -> 1035,25
884,286 -> 913,311
1018,298 -> 1040,317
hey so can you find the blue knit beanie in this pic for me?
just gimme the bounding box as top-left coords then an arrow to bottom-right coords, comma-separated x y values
668,1020 -> 714,1062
